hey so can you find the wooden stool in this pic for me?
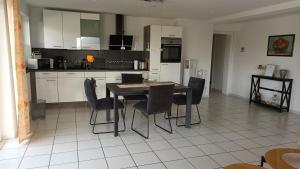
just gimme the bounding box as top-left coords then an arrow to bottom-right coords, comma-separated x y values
261,148 -> 300,169
224,163 -> 266,169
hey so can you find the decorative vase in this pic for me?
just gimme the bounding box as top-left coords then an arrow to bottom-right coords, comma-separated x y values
279,69 -> 288,79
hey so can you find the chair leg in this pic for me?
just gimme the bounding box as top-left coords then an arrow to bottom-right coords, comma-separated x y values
131,109 -> 149,139
260,156 -> 266,167
89,109 -> 94,125
124,99 -> 127,115
154,112 -> 172,134
176,104 -> 201,127
165,105 -> 185,120
92,109 -> 126,134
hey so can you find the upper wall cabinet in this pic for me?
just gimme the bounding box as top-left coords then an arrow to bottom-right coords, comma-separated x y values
80,13 -> 100,50
161,26 -> 182,38
43,9 -> 63,49
63,11 -> 81,50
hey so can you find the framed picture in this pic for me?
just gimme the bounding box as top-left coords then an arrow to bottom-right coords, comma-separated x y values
264,64 -> 276,77
267,34 -> 295,57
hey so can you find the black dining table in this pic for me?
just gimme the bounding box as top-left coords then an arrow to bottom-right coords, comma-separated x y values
105,82 -> 193,137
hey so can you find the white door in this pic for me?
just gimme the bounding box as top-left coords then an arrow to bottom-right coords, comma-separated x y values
43,9 -> 63,49
58,78 -> 85,102
149,25 -> 161,71
160,63 -> 181,84
161,26 -> 182,38
63,11 -> 81,50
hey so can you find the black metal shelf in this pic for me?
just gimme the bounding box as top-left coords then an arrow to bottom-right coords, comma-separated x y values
249,75 -> 293,112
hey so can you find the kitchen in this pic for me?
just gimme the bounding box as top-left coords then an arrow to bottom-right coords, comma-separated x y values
27,8 -> 184,104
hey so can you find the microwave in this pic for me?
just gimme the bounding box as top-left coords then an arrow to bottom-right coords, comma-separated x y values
28,58 -> 54,70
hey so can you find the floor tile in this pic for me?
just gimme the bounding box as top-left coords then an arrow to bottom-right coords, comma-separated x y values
52,142 -> 77,154
230,150 -> 260,163
25,145 -> 52,157
188,156 -> 220,169
164,159 -> 194,169
122,134 -> 145,145
198,143 -> 226,155
78,148 -> 104,161
19,155 -> 50,169
100,137 -> 124,147
79,159 -> 107,169
204,134 -> 229,143
78,140 -> 101,150
187,136 -> 211,145
54,134 -> 77,144
168,138 -> 192,148
49,162 -> 78,169
216,141 -> 244,152
210,153 -> 241,167
0,148 -> 26,160
127,142 -> 151,154
148,140 -> 172,151
50,151 -> 78,165
154,149 -> 183,162
132,151 -> 160,166
176,146 -> 204,158
0,158 -> 22,169
234,139 -> 263,149
103,145 -> 129,157
138,163 -> 166,169
106,155 -> 135,169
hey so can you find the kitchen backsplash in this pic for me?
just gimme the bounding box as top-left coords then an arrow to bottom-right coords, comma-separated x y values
32,48 -> 149,70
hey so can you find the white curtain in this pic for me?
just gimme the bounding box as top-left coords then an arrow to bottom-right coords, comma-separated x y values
0,0 -> 18,140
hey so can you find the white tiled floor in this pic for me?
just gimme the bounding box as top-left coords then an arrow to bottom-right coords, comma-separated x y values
1,92 -> 300,169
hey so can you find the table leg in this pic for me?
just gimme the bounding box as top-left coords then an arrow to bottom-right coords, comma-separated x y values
114,94 -> 119,137
185,89 -> 192,128
106,87 -> 111,121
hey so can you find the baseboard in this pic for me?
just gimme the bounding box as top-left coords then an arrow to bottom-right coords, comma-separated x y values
228,93 -> 248,100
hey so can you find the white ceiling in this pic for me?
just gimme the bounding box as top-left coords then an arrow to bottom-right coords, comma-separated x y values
26,0 -> 295,20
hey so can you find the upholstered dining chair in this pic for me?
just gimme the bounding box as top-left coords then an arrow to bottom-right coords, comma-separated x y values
171,77 -> 205,126
84,78 -> 125,134
121,73 -> 147,114
131,84 -> 174,139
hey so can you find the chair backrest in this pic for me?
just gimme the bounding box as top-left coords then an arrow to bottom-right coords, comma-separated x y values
147,84 -> 174,114
188,77 -> 205,104
122,73 -> 143,84
84,78 -> 97,110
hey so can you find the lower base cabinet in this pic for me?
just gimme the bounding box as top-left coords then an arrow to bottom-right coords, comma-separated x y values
36,78 -> 59,103
58,77 -> 85,102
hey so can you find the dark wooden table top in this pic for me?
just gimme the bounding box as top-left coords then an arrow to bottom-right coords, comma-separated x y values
106,82 -> 191,95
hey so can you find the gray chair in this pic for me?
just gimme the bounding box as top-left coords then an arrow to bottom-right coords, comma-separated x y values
84,78 -> 126,134
172,77 -> 205,126
121,73 -> 147,114
131,84 -> 174,139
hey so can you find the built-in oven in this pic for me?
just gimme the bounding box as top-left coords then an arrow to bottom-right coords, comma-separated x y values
161,37 -> 182,63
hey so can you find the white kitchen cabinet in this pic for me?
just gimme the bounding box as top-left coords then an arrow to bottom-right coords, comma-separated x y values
63,11 -> 81,50
43,9 -> 63,49
58,72 -> 85,102
147,25 -> 161,72
85,72 -> 106,99
160,63 -> 181,84
58,77 -> 85,102
149,71 -> 160,82
161,26 -> 182,38
36,78 -> 58,103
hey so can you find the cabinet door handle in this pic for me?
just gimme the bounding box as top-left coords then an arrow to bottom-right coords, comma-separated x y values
71,47 -> 77,49
47,80 -> 56,82
152,69 -> 159,70
161,64 -> 168,66
168,34 -> 176,37
151,73 -> 158,75
53,45 -> 62,48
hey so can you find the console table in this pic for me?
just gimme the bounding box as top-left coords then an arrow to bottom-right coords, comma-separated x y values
249,75 -> 293,112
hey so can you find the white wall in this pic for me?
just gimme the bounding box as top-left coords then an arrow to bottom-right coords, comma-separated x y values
229,13 -> 300,113
177,19 -> 214,96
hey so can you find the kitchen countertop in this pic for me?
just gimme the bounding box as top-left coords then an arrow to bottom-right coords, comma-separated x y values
27,69 -> 149,73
